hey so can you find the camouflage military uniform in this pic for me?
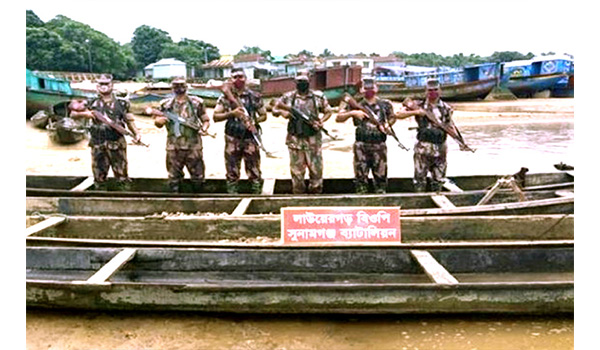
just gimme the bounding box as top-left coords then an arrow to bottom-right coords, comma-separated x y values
87,96 -> 132,189
413,99 -> 454,192
278,90 -> 331,194
215,89 -> 264,194
340,97 -> 394,194
159,95 -> 208,192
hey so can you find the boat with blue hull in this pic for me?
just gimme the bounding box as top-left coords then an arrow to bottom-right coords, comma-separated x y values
374,63 -> 499,101
502,55 -> 573,98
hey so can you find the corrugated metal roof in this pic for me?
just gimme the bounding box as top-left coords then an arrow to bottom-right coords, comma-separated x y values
203,56 -> 234,68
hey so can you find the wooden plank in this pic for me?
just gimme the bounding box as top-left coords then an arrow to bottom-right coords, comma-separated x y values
261,178 -> 276,195
555,190 -> 574,198
79,248 -> 137,285
69,176 -> 95,192
442,180 -> 464,192
25,216 -> 66,237
231,198 -> 252,216
430,195 -> 456,209
476,179 -> 504,206
410,250 -> 459,285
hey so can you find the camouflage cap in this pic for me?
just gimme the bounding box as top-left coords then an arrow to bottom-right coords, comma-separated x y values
295,70 -> 310,81
362,77 -> 376,89
426,78 -> 440,89
96,74 -> 113,84
171,76 -> 187,84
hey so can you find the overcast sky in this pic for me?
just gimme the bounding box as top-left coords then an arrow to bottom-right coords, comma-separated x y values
26,0 -> 577,58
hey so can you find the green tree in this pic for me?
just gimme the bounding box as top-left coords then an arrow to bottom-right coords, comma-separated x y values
26,10 -> 44,27
236,46 -> 272,60
131,25 -> 173,70
319,48 -> 333,57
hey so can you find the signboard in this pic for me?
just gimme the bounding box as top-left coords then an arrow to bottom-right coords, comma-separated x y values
281,207 -> 401,245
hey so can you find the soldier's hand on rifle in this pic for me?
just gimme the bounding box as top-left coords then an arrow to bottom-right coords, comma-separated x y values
154,116 -> 168,127
311,119 -> 323,130
230,107 -> 247,119
352,110 -> 368,121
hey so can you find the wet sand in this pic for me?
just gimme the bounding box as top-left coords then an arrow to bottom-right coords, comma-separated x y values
25,98 -> 575,350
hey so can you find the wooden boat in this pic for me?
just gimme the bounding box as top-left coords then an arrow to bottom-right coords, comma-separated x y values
374,63 -> 500,102
25,214 -> 574,246
26,69 -> 95,118
503,72 -> 566,98
25,172 -> 574,198
501,56 -> 573,98
26,240 -> 574,314
46,117 -> 89,145
26,187 -> 573,217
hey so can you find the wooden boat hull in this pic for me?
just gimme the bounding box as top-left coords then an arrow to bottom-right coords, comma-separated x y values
26,89 -> 95,118
25,172 -> 574,197
26,189 -> 573,217
377,78 -> 497,102
25,214 -> 575,245
505,73 -> 566,98
26,242 -> 574,314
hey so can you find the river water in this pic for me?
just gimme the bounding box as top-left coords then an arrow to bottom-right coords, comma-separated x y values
25,100 -> 575,349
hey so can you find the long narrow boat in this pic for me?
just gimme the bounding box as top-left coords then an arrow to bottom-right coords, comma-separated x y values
26,69 -> 96,118
25,214 -> 574,245
26,241 -> 574,314
26,188 -> 574,217
25,172 -> 574,198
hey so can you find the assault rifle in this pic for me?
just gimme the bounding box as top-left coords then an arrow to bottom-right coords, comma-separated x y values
342,93 -> 409,151
276,102 -> 338,140
402,98 -> 475,153
91,110 -> 149,147
163,110 -> 216,138
147,109 -> 216,138
221,84 -> 277,158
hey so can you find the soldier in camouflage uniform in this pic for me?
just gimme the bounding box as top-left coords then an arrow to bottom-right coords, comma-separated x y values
69,74 -> 142,190
397,78 -> 467,192
336,78 -> 395,194
154,77 -> 210,192
273,71 -> 332,194
213,68 -> 267,194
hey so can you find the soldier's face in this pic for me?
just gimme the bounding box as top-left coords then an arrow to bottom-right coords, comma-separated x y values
97,82 -> 113,95
232,72 -> 246,89
172,83 -> 187,95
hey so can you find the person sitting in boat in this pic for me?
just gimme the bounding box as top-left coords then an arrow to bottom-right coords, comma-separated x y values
213,68 -> 267,194
153,77 -> 210,193
69,74 -> 142,191
397,78 -> 470,192
273,70 -> 333,194
336,78 -> 395,194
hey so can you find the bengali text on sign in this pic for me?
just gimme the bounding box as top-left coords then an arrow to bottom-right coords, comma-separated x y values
281,207 -> 401,245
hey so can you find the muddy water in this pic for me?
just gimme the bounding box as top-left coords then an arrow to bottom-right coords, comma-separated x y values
25,99 -> 575,349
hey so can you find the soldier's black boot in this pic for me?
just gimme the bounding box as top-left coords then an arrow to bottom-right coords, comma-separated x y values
168,181 -> 180,193
191,179 -> 204,193
93,182 -> 107,191
226,181 -> 239,194
413,181 -> 426,193
355,182 -> 369,195
250,181 -> 263,195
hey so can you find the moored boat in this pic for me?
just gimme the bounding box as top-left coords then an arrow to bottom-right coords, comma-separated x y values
25,214 -> 574,246
26,241 -> 574,314
25,188 -> 573,217
501,56 -> 573,98
25,172 -> 574,197
26,69 -> 96,118
374,63 -> 500,101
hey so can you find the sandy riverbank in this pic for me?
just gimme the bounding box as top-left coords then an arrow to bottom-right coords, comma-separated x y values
24,97 -> 575,349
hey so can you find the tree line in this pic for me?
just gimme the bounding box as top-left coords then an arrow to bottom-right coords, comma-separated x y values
26,10 -> 561,81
